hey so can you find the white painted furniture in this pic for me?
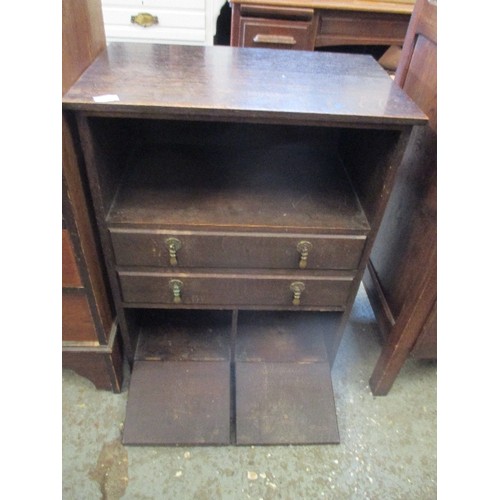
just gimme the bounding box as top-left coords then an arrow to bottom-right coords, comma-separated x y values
101,0 -> 227,45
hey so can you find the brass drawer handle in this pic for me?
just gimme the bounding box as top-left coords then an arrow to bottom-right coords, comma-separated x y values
297,241 -> 313,269
169,279 -> 183,304
166,237 -> 182,267
131,12 -> 159,28
253,34 -> 297,45
290,281 -> 305,306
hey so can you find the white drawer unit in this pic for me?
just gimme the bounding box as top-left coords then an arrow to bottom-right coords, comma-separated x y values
101,0 -> 227,45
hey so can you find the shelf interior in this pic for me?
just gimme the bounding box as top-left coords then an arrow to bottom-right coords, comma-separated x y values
99,119 -> 370,233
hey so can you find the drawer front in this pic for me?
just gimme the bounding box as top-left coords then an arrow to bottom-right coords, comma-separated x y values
317,11 -> 410,46
110,229 -> 366,271
239,19 -> 314,50
119,271 -> 354,308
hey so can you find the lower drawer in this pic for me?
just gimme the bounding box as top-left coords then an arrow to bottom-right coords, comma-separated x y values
118,270 -> 354,309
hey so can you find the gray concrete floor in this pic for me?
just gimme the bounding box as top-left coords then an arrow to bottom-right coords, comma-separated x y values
62,285 -> 437,499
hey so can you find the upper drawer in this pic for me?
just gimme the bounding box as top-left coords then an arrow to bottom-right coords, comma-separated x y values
238,18 -> 315,50
110,229 -> 366,271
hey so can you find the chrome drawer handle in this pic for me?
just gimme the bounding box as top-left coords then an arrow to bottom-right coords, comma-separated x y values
169,279 -> 183,304
290,281 -> 305,306
297,241 -> 313,269
131,12 -> 159,28
253,34 -> 297,45
166,237 -> 182,267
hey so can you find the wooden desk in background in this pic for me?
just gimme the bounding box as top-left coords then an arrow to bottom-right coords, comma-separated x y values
230,0 -> 415,50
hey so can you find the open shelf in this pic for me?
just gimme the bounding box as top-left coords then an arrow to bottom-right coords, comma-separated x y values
103,120 -> 370,234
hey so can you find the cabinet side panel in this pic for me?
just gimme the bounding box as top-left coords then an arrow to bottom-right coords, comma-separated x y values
63,115 -> 115,342
62,229 -> 83,288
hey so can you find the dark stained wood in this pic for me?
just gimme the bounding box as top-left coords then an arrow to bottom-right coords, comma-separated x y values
62,44 -> 426,127
122,361 -> 231,445
63,321 -> 123,392
236,362 -> 340,444
135,310 -> 232,362
410,301 -> 436,359
64,41 -> 426,442
118,269 -> 354,309
63,352 -> 120,392
62,291 -> 99,343
62,0 -> 122,391
363,0 -> 437,395
106,130 -> 370,234
236,310 -> 336,362
111,229 -> 367,271
62,229 -> 82,287
369,249 -> 436,394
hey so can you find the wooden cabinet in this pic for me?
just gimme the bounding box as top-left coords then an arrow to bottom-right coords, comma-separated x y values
63,43 -> 425,444
230,0 -> 414,50
363,0 -> 437,395
62,0 -> 123,392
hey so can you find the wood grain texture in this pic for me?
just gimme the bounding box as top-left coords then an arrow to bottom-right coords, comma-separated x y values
316,10 -> 410,46
62,0 -> 106,95
62,229 -> 82,287
62,291 -> 99,343
62,0 -> 122,391
62,43 -> 426,127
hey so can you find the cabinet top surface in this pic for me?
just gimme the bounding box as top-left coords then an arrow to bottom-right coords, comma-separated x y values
230,0 -> 415,14
62,43 -> 426,126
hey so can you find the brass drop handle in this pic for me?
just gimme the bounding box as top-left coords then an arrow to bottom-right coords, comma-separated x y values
253,34 -> 297,45
131,12 -> 159,28
290,281 -> 305,306
297,241 -> 313,269
169,279 -> 183,304
166,238 -> 182,267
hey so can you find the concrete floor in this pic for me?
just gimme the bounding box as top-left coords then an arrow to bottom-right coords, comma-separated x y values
62,286 -> 437,499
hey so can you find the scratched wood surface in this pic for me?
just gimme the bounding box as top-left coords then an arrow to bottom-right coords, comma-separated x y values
62,43 -> 426,127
